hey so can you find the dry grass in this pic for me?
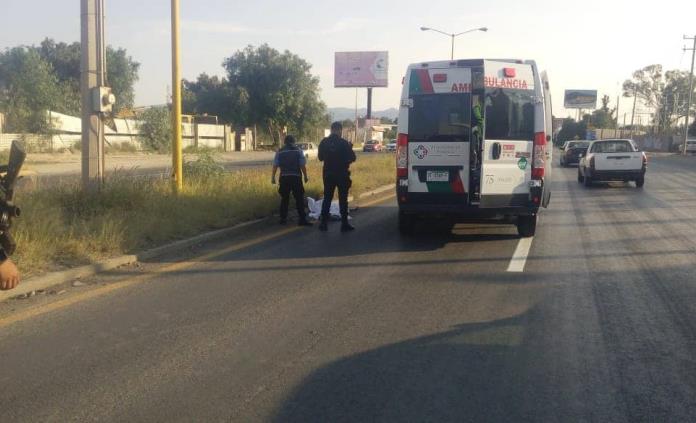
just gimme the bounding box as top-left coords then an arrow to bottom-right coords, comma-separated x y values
12,153 -> 395,276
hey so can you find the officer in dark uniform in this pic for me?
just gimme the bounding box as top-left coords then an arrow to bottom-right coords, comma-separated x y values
318,122 -> 356,232
272,135 -> 312,226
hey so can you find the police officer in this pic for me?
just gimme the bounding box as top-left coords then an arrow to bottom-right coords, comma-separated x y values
318,122 -> 356,232
272,135 -> 312,226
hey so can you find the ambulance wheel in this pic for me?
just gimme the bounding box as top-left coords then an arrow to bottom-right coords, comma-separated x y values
517,215 -> 537,238
398,211 -> 415,235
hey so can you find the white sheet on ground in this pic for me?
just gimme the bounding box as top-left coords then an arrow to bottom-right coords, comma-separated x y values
307,197 -> 351,221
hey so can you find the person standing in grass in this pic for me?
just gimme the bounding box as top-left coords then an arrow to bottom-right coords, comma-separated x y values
318,122 -> 356,232
272,135 -> 312,226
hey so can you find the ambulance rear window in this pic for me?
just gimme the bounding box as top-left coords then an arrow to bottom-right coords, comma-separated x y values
408,94 -> 471,142
484,89 -> 535,141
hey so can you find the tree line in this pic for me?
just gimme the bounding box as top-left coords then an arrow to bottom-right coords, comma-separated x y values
0,39 -> 139,133
1,40 -> 329,148
182,44 -> 328,145
558,64 -> 696,143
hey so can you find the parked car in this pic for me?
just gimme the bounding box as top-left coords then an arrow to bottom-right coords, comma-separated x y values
363,140 -> 383,152
386,140 -> 397,152
297,142 -> 317,160
560,140 -> 590,166
578,139 -> 647,188
686,139 -> 696,154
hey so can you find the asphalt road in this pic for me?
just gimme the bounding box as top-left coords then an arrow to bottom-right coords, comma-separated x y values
2,154 -> 696,422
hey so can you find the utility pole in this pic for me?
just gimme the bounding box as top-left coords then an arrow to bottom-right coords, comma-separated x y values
171,0 -> 183,192
683,35 -> 696,155
80,0 -> 106,191
615,93 -> 620,134
630,86 -> 638,138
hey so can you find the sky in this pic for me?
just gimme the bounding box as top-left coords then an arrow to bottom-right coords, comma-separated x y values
1,0 -> 696,120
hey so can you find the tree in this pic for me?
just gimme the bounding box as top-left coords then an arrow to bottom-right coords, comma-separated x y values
588,95 -> 616,129
37,39 -> 140,113
223,44 -> 327,145
105,47 -> 140,113
622,64 -> 696,133
182,73 -> 235,122
0,39 -> 140,133
0,47 -> 64,133
557,117 -> 587,142
137,106 -> 171,152
662,70 -> 694,129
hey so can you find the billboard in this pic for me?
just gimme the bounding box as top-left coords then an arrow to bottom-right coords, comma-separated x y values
564,90 -> 598,109
334,51 -> 389,88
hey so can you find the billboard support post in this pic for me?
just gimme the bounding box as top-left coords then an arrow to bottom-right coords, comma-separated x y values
367,88 -> 373,119
354,88 -> 358,144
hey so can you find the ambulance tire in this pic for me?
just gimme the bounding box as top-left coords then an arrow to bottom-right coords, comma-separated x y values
517,215 -> 537,238
398,211 -> 416,235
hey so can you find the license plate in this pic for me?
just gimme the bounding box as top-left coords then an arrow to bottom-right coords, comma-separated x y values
426,170 -> 449,182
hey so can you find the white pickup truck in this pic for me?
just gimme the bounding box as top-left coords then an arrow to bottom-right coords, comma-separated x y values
578,139 -> 647,188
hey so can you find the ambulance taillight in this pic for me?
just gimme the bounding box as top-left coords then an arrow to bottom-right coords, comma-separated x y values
396,133 -> 409,178
532,132 -> 546,179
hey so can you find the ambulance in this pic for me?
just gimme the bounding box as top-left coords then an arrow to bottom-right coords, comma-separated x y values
395,59 -> 553,237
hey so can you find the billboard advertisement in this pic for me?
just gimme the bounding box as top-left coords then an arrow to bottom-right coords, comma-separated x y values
564,90 -> 598,109
334,51 -> 389,88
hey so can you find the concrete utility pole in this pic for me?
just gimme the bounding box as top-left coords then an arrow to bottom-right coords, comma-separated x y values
80,0 -> 106,191
683,35 -> 696,155
171,0 -> 184,192
630,86 -> 638,138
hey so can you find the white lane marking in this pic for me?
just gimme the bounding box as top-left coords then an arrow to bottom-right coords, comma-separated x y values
507,237 -> 534,273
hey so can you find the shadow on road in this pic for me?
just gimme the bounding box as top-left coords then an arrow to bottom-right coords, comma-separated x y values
271,312 -> 537,423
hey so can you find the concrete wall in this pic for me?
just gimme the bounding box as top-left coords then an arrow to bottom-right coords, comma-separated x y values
0,111 -> 253,152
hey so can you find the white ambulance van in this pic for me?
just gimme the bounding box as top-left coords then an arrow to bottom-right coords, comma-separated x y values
395,59 -> 553,237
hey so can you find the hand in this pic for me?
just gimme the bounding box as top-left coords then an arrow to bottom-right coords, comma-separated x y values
271,177 -> 276,185
0,258 -> 20,291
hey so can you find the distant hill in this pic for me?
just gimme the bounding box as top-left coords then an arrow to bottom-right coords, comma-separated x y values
328,107 -> 399,122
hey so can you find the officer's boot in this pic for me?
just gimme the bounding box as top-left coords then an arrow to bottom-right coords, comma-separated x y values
340,217 -> 355,232
319,216 -> 329,232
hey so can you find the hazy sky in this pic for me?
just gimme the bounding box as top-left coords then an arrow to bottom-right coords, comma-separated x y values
2,0 -> 695,119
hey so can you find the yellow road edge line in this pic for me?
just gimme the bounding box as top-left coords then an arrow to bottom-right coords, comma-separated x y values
0,193 -> 395,329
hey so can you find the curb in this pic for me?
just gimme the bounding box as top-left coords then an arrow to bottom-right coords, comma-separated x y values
0,184 -> 394,302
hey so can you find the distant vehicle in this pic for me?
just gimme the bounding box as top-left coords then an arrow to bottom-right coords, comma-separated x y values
298,142 -> 317,160
560,140 -> 590,166
396,58 -> 553,237
363,140 -> 383,152
578,139 -> 647,188
686,139 -> 696,154
386,140 -> 397,152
